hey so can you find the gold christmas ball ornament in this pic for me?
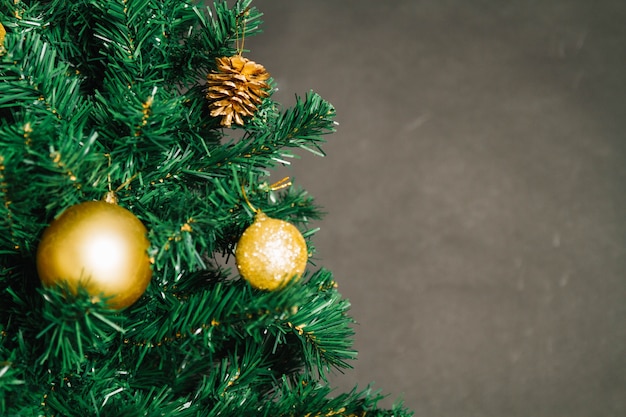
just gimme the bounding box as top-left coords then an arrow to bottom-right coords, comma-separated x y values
0,22 -> 5,47
206,55 -> 270,127
36,200 -> 152,309
235,211 -> 308,291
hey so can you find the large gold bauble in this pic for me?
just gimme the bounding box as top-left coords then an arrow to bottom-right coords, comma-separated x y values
0,22 -> 5,47
235,211 -> 308,291
36,201 -> 152,309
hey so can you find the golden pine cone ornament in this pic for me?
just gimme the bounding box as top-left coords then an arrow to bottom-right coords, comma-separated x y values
206,55 -> 271,127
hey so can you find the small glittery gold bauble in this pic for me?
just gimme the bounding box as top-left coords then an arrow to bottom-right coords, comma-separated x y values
36,201 -> 152,309
235,211 -> 308,291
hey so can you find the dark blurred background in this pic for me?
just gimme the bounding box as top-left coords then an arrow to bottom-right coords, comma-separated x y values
243,1 -> 626,416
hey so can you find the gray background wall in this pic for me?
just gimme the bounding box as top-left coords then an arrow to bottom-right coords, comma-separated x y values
246,1 -> 626,416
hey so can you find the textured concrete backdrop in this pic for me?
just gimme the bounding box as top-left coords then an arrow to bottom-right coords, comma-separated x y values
246,1 -> 626,416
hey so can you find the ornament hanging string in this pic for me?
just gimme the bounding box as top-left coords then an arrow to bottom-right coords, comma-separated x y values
240,177 -> 292,214
235,6 -> 252,55
104,153 -> 137,204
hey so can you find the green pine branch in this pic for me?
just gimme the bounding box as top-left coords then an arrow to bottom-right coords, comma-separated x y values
0,0 -> 413,415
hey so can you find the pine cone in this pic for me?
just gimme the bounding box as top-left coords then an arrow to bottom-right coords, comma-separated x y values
206,55 -> 270,127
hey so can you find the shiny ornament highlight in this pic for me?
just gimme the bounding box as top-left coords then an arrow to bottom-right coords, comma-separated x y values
235,212 -> 308,291
36,201 -> 152,309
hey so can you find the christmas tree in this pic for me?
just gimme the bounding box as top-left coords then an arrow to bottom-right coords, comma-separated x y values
0,0 -> 412,416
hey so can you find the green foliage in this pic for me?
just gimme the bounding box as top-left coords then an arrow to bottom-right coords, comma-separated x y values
0,0 -> 412,415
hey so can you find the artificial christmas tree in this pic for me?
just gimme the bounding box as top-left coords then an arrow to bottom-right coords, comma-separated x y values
0,0 -> 412,415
